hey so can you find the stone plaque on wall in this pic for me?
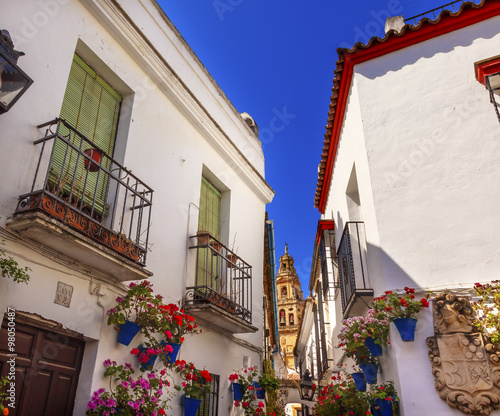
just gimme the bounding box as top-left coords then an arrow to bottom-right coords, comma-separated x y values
54,281 -> 74,308
427,293 -> 500,415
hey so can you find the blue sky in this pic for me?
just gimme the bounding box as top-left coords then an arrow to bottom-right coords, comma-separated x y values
157,0 -> 472,293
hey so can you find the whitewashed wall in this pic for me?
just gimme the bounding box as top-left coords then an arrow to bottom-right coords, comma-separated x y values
322,14 -> 500,416
0,0 -> 272,414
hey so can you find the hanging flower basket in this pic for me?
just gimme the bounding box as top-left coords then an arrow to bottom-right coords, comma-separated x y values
393,318 -> 418,342
183,396 -> 202,416
359,363 -> 378,384
165,342 -> 181,363
232,382 -> 245,401
372,398 -> 395,416
253,381 -> 266,399
364,337 -> 383,357
351,372 -> 366,391
117,320 -> 141,346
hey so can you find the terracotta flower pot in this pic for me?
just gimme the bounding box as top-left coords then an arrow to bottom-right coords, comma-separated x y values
84,148 -> 103,172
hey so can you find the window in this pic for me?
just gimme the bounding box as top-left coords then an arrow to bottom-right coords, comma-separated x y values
281,286 -> 287,299
51,54 -> 122,216
289,313 -> 294,325
198,177 -> 221,239
197,373 -> 219,416
279,309 -> 286,326
197,177 -> 222,290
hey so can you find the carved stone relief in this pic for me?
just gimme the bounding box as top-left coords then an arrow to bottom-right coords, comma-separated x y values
427,293 -> 500,415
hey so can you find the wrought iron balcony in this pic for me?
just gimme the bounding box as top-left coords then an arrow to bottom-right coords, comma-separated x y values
337,222 -> 373,317
185,233 -> 255,333
8,118 -> 153,280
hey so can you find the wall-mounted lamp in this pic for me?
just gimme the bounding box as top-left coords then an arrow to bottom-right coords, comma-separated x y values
0,30 -> 33,114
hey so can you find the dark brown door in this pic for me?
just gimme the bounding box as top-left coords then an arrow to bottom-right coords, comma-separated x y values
0,319 -> 84,416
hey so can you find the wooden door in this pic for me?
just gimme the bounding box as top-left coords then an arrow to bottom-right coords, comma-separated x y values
0,320 -> 84,416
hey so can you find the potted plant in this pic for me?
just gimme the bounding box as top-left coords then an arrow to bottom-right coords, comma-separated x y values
372,287 -> 430,342
337,311 -> 389,358
257,371 -> 280,399
196,230 -> 212,246
228,365 -> 259,402
369,381 -> 399,416
86,359 -> 173,416
173,361 -> 212,416
234,399 -> 265,416
472,281 -> 500,343
0,376 -> 9,415
149,303 -> 200,365
106,280 -> 160,346
350,364 -> 366,392
313,373 -> 370,416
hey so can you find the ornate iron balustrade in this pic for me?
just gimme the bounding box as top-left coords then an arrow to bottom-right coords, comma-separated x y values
486,71 -> 500,124
15,118 -> 153,266
337,222 -> 372,316
186,233 -> 252,324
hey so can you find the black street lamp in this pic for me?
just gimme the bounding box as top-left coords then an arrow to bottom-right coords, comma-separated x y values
0,30 -> 33,114
299,369 -> 315,401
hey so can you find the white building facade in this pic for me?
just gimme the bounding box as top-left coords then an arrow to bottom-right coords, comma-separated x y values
299,1 -> 500,415
0,1 -> 273,415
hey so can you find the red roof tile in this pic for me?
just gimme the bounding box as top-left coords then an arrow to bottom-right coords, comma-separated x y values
315,0 -> 500,211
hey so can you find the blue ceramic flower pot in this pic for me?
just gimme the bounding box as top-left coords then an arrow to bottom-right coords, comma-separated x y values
364,337 -> 383,357
117,320 -> 141,346
232,382 -> 244,401
184,396 -> 202,416
359,363 -> 378,384
351,372 -> 366,391
372,398 -> 394,416
393,318 -> 417,342
253,381 -> 266,399
165,342 -> 181,363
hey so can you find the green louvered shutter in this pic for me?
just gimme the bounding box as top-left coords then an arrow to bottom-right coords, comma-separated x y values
50,54 -> 121,216
198,177 -> 221,239
197,178 -> 222,290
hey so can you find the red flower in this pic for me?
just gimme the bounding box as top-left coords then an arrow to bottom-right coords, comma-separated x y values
130,348 -> 140,356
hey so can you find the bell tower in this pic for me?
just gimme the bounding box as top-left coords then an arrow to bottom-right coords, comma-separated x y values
277,244 -> 305,372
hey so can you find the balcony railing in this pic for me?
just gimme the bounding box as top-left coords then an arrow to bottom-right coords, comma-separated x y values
14,118 -> 153,266
186,233 -> 252,324
404,0 -> 479,25
337,222 -> 373,317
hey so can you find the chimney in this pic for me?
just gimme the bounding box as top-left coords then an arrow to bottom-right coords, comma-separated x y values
385,15 -> 405,34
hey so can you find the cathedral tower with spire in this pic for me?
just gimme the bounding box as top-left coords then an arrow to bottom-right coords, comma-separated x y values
277,245 -> 305,373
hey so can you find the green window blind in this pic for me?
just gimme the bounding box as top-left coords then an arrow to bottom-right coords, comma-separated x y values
198,177 -> 221,239
197,178 -> 222,290
50,54 -> 121,216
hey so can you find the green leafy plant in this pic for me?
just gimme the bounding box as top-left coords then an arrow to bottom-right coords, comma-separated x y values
0,242 -> 31,284
86,359 -> 173,416
173,360 -> 212,399
472,281 -> 500,343
369,381 -> 398,401
106,280 -> 160,327
372,287 -> 430,320
313,372 -> 371,416
258,372 -> 280,392
337,309 -> 389,364
0,375 -> 10,415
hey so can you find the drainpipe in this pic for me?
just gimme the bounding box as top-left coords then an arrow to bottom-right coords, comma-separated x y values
265,220 -> 279,359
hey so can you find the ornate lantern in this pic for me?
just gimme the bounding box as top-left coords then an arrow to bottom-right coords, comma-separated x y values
0,30 -> 33,114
